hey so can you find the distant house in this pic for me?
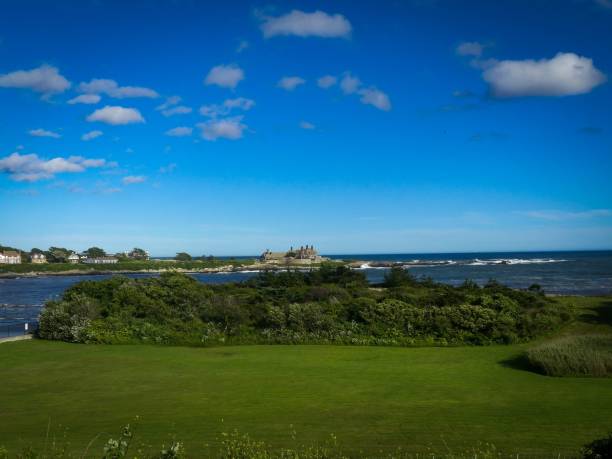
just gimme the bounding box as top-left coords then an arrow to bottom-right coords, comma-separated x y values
83,256 -> 118,264
127,248 -> 150,260
260,245 -> 327,264
67,253 -> 80,264
0,250 -> 21,264
31,253 -> 47,264
260,250 -> 288,262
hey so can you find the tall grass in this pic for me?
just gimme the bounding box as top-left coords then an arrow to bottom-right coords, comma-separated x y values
527,335 -> 612,377
0,424 -> 559,458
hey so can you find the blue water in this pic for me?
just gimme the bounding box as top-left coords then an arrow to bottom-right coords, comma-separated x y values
1,251 -> 611,337
335,251 -> 612,295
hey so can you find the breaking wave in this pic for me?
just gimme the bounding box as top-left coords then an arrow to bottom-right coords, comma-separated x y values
356,258 -> 568,269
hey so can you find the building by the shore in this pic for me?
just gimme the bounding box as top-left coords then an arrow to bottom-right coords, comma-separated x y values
0,250 -> 21,264
31,253 -> 47,264
67,253 -> 80,264
83,256 -> 118,264
125,248 -> 150,260
260,245 -> 327,265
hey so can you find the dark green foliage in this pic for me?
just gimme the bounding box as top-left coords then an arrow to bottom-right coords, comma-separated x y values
174,252 -> 192,261
582,432 -> 612,459
85,247 -> 106,258
45,246 -> 74,263
38,267 -> 574,346
383,266 -> 415,287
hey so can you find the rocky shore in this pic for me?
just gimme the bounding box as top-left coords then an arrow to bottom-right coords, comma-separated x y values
0,262 -> 332,279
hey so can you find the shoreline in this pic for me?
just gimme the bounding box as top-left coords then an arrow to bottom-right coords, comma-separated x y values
0,260 -> 469,279
0,263 -> 339,279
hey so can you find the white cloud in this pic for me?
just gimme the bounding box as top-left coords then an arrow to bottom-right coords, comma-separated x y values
29,128 -> 61,139
200,97 -> 255,118
236,40 -> 249,53
122,175 -> 146,185
277,76 -> 306,91
67,94 -> 101,105
519,209 -> 612,221
456,41 -> 484,57
0,152 -> 111,182
155,96 -> 192,116
111,86 -> 158,98
81,130 -> 103,141
100,187 -> 122,194
162,106 -> 192,117
156,95 -> 182,111
299,121 -> 316,130
317,75 -> 337,88
482,52 -> 607,98
340,73 -> 361,94
0,65 -> 71,95
261,10 -> 352,38
223,97 -> 256,111
197,117 -> 247,141
78,78 -> 158,98
204,64 -> 244,89
319,71 -> 391,111
86,105 -> 145,125
159,163 -> 177,173
165,126 -> 193,137
358,87 -> 392,111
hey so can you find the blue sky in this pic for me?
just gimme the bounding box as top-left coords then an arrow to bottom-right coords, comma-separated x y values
1,0 -> 611,256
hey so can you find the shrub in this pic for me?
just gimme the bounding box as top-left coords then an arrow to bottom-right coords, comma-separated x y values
582,432 -> 612,459
527,335 -> 612,377
38,270 -> 573,348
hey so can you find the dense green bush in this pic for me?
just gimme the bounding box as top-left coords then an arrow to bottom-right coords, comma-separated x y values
38,265 -> 574,347
582,432 -> 612,459
527,335 -> 612,377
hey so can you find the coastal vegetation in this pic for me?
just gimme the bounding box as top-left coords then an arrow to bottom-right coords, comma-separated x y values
37,265 -> 573,346
0,258 -> 253,275
0,242 -> 256,273
527,334 -> 612,377
1,292 -> 610,456
2,423 -> 611,459
2,309 -> 612,457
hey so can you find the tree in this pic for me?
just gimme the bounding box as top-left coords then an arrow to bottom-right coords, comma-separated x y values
175,252 -> 192,261
85,247 -> 106,258
383,266 -> 415,288
45,246 -> 71,263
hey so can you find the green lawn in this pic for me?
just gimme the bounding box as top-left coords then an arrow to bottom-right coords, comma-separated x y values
1,297 -> 611,457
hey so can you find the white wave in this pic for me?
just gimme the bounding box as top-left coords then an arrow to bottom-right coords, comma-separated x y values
466,258 -> 568,266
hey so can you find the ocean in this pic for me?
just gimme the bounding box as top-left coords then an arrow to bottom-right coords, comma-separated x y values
1,250 -> 611,337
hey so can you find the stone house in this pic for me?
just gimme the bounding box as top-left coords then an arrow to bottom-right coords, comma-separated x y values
260,245 -> 326,264
31,253 -> 47,264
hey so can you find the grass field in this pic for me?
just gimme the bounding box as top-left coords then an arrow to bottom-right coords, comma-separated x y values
1,297 -> 611,457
